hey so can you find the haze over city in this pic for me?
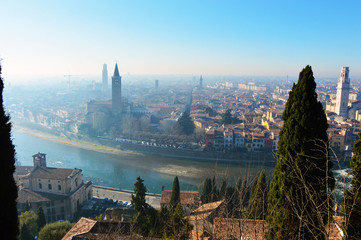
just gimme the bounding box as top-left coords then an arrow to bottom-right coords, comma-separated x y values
1,0 -> 361,83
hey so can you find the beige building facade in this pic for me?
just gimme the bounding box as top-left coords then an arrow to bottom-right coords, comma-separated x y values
15,153 -> 92,222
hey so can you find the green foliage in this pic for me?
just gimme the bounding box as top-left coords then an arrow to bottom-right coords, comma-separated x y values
0,64 -> 19,238
211,176 -> 218,202
176,111 -> 195,135
78,123 -> 96,137
266,66 -> 334,239
169,203 -> 192,240
37,207 -> 46,232
220,109 -> 239,124
201,177 -> 212,204
344,132 -> 361,239
170,176 -> 180,209
247,170 -> 268,220
19,210 -> 38,238
38,221 -> 74,240
20,224 -> 32,240
219,177 -> 227,200
131,176 -> 152,236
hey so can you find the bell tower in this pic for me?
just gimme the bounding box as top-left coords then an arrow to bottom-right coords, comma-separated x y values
335,67 -> 350,117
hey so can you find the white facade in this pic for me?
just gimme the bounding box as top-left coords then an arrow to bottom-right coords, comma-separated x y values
335,67 -> 350,117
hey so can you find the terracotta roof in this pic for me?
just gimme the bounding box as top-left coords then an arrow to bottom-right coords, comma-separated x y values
17,188 -> 68,203
213,218 -> 266,240
161,190 -> 200,206
26,166 -> 80,180
63,218 -> 135,240
62,218 -> 97,240
192,200 -> 223,214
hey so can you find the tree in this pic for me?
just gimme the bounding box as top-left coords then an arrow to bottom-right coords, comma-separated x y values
266,66 -> 334,239
220,109 -> 239,124
0,63 -> 18,239
247,170 -> 268,220
19,210 -> 38,239
19,224 -> 32,240
176,111 -> 195,135
344,132 -> 361,239
219,177 -> 227,200
170,203 -> 192,240
37,207 -> 46,232
170,176 -> 180,209
211,176 -> 218,202
131,176 -> 151,236
38,221 -> 73,240
201,177 -> 212,204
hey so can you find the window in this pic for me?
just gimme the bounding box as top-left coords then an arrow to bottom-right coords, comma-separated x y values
58,185 -> 61,191
61,207 -> 65,213
48,184 -> 52,190
39,183 -> 42,189
75,178 -> 78,187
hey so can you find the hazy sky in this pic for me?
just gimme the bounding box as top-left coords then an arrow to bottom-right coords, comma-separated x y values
1,0 -> 360,81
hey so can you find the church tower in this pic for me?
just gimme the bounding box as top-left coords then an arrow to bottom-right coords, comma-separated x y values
112,63 -> 122,116
102,63 -> 108,91
335,67 -> 350,117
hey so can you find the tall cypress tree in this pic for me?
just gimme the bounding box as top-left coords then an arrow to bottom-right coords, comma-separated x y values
19,224 -> 32,240
170,176 -> 180,210
267,66 -> 334,239
220,177 -> 227,200
247,170 -> 268,220
37,206 -> 46,232
131,176 -> 151,236
0,64 -> 19,239
201,177 -> 212,204
211,176 -> 218,202
344,133 -> 361,239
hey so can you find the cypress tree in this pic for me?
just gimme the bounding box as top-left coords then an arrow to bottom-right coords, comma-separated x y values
211,176 -> 218,202
220,177 -> 227,200
19,224 -> 32,240
170,176 -> 180,209
0,63 -> 19,239
247,170 -> 268,220
201,177 -> 212,204
266,66 -> 334,239
131,176 -> 151,236
37,206 -> 46,231
344,133 -> 361,239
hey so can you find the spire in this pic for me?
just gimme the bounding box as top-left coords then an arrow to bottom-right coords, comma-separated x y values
113,63 -> 120,77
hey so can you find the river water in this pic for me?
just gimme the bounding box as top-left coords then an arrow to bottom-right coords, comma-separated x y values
12,129 -> 274,194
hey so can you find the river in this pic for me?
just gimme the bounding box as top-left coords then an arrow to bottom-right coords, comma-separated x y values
12,129 -> 274,194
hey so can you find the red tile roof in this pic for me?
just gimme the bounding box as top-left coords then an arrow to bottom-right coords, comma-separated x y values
62,218 -> 97,240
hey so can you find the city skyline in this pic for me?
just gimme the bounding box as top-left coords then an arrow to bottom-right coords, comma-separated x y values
1,0 -> 360,82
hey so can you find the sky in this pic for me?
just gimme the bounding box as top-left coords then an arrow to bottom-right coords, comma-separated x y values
0,0 -> 360,82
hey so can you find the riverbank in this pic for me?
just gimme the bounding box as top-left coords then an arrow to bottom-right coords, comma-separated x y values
13,125 -> 226,179
14,123 -> 276,162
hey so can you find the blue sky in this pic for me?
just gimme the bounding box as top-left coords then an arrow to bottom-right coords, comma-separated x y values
0,0 -> 360,81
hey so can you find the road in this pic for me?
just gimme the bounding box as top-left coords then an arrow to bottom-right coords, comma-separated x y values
93,185 -> 161,209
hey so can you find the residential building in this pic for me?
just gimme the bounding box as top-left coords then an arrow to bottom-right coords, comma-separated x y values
15,153 -> 92,222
